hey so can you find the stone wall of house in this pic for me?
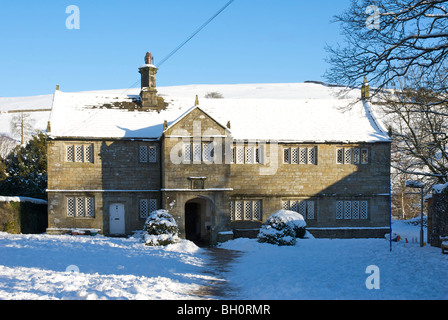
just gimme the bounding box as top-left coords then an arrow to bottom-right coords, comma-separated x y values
46,191 -> 104,234
229,142 -> 391,230
47,140 -> 161,191
230,143 -> 390,198
159,108 -> 391,240
47,140 -> 103,191
162,190 -> 231,244
47,139 -> 161,235
47,114 -> 391,240
162,108 -> 233,243
162,107 -> 231,190
102,191 -> 161,234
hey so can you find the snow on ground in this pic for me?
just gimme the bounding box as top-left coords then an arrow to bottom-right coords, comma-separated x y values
0,234 -> 209,300
220,219 -> 448,300
0,219 -> 447,300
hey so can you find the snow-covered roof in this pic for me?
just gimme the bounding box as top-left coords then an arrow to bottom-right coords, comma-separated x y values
48,82 -> 391,143
0,196 -> 47,204
433,182 -> 448,194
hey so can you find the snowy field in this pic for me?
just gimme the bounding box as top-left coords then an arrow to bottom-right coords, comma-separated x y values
0,219 -> 447,300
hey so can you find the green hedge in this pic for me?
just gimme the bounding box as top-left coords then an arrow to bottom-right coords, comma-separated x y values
0,201 -> 47,234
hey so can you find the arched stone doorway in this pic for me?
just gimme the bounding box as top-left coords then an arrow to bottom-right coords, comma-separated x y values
184,197 -> 213,245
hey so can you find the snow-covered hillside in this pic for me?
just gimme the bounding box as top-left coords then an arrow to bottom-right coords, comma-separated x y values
0,94 -> 53,141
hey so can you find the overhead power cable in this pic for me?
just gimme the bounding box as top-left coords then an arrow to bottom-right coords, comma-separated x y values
157,0 -> 235,67
120,0 -> 235,96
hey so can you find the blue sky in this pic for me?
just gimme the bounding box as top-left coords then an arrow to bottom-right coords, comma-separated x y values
0,0 -> 351,97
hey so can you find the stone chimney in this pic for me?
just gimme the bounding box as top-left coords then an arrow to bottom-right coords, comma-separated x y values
139,52 -> 159,109
361,76 -> 370,100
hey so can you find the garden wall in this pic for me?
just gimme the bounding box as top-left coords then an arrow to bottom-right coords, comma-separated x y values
427,185 -> 448,247
0,196 -> 48,234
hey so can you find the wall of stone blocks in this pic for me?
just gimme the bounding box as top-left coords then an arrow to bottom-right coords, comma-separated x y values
47,191 -> 104,233
47,140 -> 103,191
228,194 -> 390,237
307,227 -> 390,239
47,123 -> 391,239
161,136 -> 391,231
229,142 -> 390,197
47,140 -> 161,191
162,107 -> 231,191
162,190 -> 232,244
47,191 -> 162,235
102,191 -> 161,235
47,139 -> 162,235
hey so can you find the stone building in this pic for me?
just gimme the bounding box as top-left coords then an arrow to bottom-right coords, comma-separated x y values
46,53 -> 392,244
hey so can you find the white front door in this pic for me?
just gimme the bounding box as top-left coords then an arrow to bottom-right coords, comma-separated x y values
110,203 -> 125,235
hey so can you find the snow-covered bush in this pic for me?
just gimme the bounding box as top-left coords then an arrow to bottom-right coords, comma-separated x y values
257,210 -> 307,246
257,220 -> 296,246
143,209 -> 179,246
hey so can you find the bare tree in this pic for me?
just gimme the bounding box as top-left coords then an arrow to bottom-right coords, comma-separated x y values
10,112 -> 35,145
204,92 -> 224,99
326,1 -> 448,179
391,136 -> 426,219
326,1 -> 448,216
375,78 -> 448,182
326,0 -> 448,93
0,135 -> 16,158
